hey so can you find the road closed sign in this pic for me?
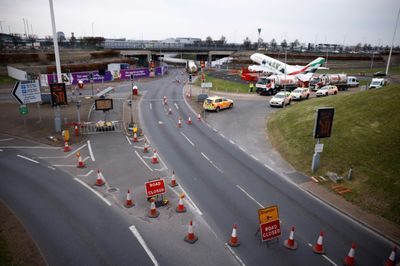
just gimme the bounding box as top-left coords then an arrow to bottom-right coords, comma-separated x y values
145,179 -> 166,197
260,219 -> 281,242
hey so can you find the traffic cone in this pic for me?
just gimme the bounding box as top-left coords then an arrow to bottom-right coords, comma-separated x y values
74,125 -> 79,136
148,198 -> 159,218
227,224 -> 240,247
95,170 -> 105,186
133,132 -> 138,142
168,108 -> 172,115
197,113 -> 201,121
177,117 -> 182,128
187,116 -> 192,125
344,243 -> 356,266
169,170 -> 178,187
284,226 -> 298,250
151,149 -> 159,164
176,194 -> 186,213
143,140 -> 149,153
76,152 -> 85,168
313,231 -> 325,254
385,246 -> 397,266
184,220 -> 198,244
64,141 -> 71,152
124,189 -> 135,208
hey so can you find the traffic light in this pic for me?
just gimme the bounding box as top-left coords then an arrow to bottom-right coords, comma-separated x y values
130,74 -> 134,81
88,73 -> 93,81
189,74 -> 192,83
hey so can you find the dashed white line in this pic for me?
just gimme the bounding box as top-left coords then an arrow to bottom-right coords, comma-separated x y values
17,154 -> 39,164
225,243 -> 247,266
47,166 -> 56,170
129,225 -> 159,266
201,152 -> 223,173
135,151 -> 153,171
0,149 -> 3,152
126,136 -> 132,145
201,152 -> 210,161
307,243 -> 338,266
174,103 -> 179,110
238,146 -> 246,152
1,146 -> 59,149
0,138 -> 13,142
181,132 -> 195,146
77,169 -> 94,177
236,185 -> 264,208
74,178 -> 112,206
150,103 -> 152,110
87,140 -> 95,162
220,133 -> 226,138
250,154 -> 259,161
229,140 -> 236,145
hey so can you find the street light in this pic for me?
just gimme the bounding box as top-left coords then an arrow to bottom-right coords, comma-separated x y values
385,7 -> 400,75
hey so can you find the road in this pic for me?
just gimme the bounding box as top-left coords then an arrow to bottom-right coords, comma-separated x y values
140,69 -> 394,265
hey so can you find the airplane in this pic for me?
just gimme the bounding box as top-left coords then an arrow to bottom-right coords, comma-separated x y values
248,53 -> 326,78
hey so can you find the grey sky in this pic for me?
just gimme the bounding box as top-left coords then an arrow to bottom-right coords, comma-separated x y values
1,0 -> 399,46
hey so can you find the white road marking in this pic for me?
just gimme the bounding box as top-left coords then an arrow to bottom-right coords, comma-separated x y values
238,146 -> 246,152
74,178 -> 112,206
264,164 -> 274,172
319,175 -> 327,181
307,243 -> 338,266
77,169 -> 94,177
220,133 -> 226,138
157,152 -> 168,170
174,103 -> 179,110
150,103 -> 152,110
0,149 -> 3,152
135,151 -> 153,171
236,185 -> 264,208
1,146 -> 59,149
310,176 -> 319,183
201,152 -> 210,161
229,140 -> 235,145
129,225 -> 159,266
126,136 -> 132,145
158,121 -> 163,125
170,185 -> 203,216
133,145 -> 144,149
17,154 -> 39,164
47,166 -> 56,170
0,138 -> 13,142
201,152 -> 223,173
225,243 -> 247,266
52,164 -> 76,167
180,132 -> 195,146
250,154 -> 259,161
37,144 -> 87,159
87,140 -> 95,162
83,156 -> 90,162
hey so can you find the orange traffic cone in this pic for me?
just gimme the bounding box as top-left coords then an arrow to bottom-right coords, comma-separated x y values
168,108 -> 172,115
197,113 -> 201,121
177,117 -> 182,128
151,149 -> 159,164
133,132 -> 138,142
344,243 -> 356,266
124,189 -> 135,208
76,152 -> 85,168
284,226 -> 298,250
313,231 -> 325,254
169,171 -> 178,187
148,198 -> 159,218
385,246 -> 397,266
184,220 -> 198,244
227,224 -> 240,247
64,141 -> 71,152
143,140 -> 149,153
95,170 -> 105,186
187,116 -> 192,125
176,194 -> 186,213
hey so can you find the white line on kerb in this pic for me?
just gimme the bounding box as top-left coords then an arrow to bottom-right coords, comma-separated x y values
135,151 -> 153,171
181,132 -> 195,146
87,140 -> 95,162
225,243 -> 247,266
174,103 -> 179,110
307,243 -> 338,266
129,225 -> 159,266
220,133 -> 226,138
74,178 -> 111,206
201,152 -> 210,161
170,186 -> 203,215
17,154 -> 39,164
126,136 -> 132,145
229,140 -> 235,145
150,103 -> 152,110
250,154 -> 259,161
238,146 -> 246,152
236,185 -> 264,208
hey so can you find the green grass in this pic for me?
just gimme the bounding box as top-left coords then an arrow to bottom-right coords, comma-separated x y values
267,85 -> 400,224
195,74 -> 252,93
320,66 -> 400,75
0,75 -> 16,85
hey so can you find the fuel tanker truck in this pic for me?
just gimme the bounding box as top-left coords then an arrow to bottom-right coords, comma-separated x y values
310,73 -> 351,91
255,75 -> 298,95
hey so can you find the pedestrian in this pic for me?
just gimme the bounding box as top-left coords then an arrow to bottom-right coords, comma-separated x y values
249,82 -> 254,93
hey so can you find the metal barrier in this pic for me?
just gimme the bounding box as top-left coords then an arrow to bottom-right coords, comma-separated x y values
79,121 -> 124,135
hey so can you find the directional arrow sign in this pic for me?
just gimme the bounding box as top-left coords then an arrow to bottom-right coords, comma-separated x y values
12,80 -> 41,104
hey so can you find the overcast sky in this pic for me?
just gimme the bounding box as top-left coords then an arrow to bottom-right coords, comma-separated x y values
1,0 -> 399,46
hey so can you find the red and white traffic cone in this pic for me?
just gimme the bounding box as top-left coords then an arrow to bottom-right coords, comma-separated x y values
168,108 -> 172,115
76,152 -> 85,168
169,170 -> 178,187
227,224 -> 240,247
284,226 -> 298,250
197,113 -> 201,121
74,125 -> 79,136
187,116 -> 192,125
151,149 -> 159,164
95,170 -> 105,186
344,243 -> 356,266
64,141 -> 71,152
132,132 -> 138,142
184,220 -> 198,244
124,189 -> 135,208
385,246 -> 397,266
177,117 -> 182,128
143,140 -> 149,153
148,198 -> 159,218
313,231 -> 325,254
176,194 -> 186,213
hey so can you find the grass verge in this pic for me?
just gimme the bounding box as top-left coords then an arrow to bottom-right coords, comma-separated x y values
267,85 -> 400,224
0,75 -> 16,85
320,66 -> 400,75
195,74 -> 252,93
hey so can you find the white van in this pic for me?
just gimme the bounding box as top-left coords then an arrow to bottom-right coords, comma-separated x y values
347,76 -> 359,87
369,78 -> 385,89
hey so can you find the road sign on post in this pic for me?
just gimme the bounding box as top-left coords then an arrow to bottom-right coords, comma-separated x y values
12,80 -> 41,104
50,83 -> 68,106
145,179 -> 166,198
19,104 -> 28,115
258,205 -> 281,242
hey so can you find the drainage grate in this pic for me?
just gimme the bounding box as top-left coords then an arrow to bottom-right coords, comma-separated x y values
107,187 -> 119,193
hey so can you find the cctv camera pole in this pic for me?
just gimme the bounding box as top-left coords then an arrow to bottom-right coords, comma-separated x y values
385,6 -> 400,75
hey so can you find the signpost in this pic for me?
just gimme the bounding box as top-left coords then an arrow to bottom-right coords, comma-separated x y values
258,205 -> 281,243
50,83 -> 68,106
145,179 -> 166,198
95,99 -> 113,111
19,105 -> 28,115
12,80 -> 41,104
201,82 -> 212,89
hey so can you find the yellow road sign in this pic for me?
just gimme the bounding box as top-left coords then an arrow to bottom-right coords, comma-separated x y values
258,205 -> 279,224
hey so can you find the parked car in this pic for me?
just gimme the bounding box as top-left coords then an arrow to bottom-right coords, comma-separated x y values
369,78 -> 386,89
290,87 -> 310,100
269,91 -> 292,107
203,96 -> 234,112
316,85 -> 338,97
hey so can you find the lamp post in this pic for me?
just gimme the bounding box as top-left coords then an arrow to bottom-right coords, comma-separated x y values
385,7 -> 400,76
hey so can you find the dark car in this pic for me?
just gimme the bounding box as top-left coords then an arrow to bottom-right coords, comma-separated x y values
373,71 -> 386,77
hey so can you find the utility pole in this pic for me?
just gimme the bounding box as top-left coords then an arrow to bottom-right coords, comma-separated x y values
386,7 -> 400,75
